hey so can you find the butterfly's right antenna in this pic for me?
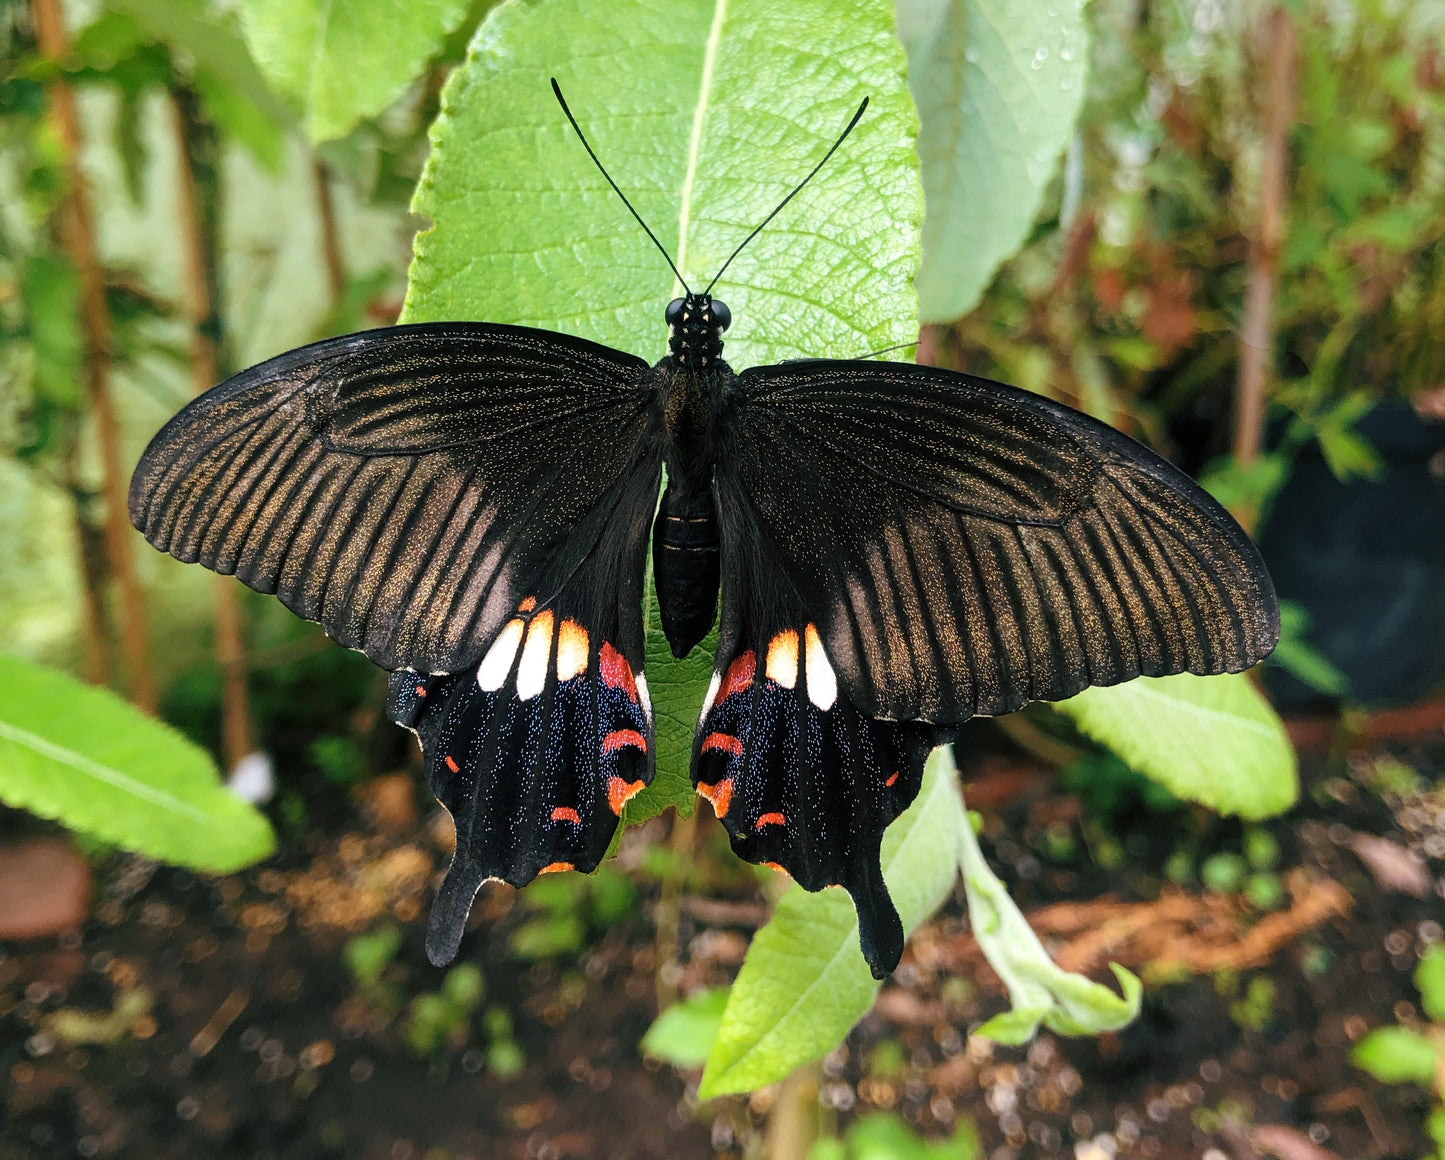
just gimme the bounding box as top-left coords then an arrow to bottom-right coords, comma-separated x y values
551,79 -> 692,295
704,97 -> 869,296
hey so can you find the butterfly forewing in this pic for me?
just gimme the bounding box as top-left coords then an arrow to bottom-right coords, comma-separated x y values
129,323 -> 656,675
719,359 -> 1280,725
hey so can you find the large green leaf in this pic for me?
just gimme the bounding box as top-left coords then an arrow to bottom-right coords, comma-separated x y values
1054,673 -> 1298,820
403,0 -> 923,804
238,0 -> 472,142
698,748 -> 964,1098
403,0 -> 922,370
0,656 -> 275,873
897,0 -> 1088,323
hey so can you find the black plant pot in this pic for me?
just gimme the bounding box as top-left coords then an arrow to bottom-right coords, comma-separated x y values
1258,401 -> 1445,711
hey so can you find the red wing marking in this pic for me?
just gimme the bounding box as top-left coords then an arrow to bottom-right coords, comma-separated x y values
701,732 -> 743,756
763,862 -> 788,874
607,776 -> 645,815
886,772 -> 900,787
716,651 -> 756,705
602,729 -> 647,754
414,684 -> 427,697
518,596 -> 537,613
755,812 -> 786,830
539,861 -> 573,874
444,755 -> 459,774
598,641 -> 639,702
550,807 -> 581,824
696,778 -> 733,819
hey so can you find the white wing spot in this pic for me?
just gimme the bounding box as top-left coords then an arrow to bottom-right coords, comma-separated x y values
516,610 -> 555,700
804,624 -> 837,711
477,619 -> 525,692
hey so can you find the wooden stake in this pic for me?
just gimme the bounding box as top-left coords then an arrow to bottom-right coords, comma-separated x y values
1233,6 -> 1297,474
170,88 -> 255,769
33,0 -> 156,711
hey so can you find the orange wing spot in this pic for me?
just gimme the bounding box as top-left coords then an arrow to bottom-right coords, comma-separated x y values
518,596 -> 537,613
444,755 -> 460,774
598,642 -> 639,702
539,862 -> 573,874
414,684 -> 427,697
886,772 -> 900,788
602,729 -> 647,754
763,862 -> 789,875
716,651 -> 757,705
607,776 -> 645,815
755,812 -> 786,830
550,807 -> 581,824
701,732 -> 743,756
696,778 -> 733,818
765,629 -> 800,688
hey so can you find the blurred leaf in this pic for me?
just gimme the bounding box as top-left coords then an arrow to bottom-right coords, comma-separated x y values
343,925 -> 402,987
815,1112 -> 981,1159
0,655 -> 275,873
239,0 -> 471,142
108,0 -> 291,127
1054,673 -> 1298,820
1268,600 -> 1348,697
20,253 -> 82,408
898,0 -> 1088,323
1350,1026 -> 1439,1086
698,748 -> 964,1098
1417,945 -> 1445,1024
960,784 -> 1140,1044
193,64 -> 284,171
642,986 -> 730,1068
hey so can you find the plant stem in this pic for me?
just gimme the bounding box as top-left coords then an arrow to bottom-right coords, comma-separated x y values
1233,6 -> 1296,473
169,86 -> 255,769
313,157 -> 346,307
33,0 -> 156,712
765,1062 -> 820,1160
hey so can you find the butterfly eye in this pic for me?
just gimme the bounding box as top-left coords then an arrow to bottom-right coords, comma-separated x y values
665,298 -> 685,326
711,299 -> 731,332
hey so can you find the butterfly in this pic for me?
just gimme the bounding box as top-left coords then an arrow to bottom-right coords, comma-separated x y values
128,82 -> 1279,980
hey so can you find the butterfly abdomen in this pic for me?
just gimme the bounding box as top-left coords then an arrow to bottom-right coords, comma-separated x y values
653,482 -> 721,658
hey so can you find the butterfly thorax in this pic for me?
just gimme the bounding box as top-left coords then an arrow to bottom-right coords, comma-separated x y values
652,292 -> 735,659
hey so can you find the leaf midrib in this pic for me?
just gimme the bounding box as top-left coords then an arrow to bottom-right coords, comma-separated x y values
672,0 -> 730,292
0,718 -> 213,823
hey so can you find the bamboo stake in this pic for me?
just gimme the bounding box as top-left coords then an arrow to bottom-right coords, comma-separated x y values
170,88 -> 255,769
32,0 -> 156,711
1233,6 -> 1297,475
313,157 -> 345,306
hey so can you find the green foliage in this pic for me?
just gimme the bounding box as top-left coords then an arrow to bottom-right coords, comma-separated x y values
509,865 -> 637,961
898,0 -> 1088,322
1227,975 -> 1276,1033
1056,673 -> 1298,821
0,655 -> 274,872
642,987 -> 730,1069
238,0 -> 472,142
1266,601 -> 1349,698
1352,1026 -> 1438,1086
808,1112 -> 981,1160
343,925 -> 403,990
698,749 -> 965,1098
404,963 -> 484,1057
959,774 -> 1140,1044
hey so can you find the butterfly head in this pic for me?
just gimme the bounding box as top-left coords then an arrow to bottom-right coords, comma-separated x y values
665,293 -> 730,368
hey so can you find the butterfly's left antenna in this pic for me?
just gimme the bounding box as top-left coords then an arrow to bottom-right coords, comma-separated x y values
551,79 -> 692,296
703,97 -> 869,296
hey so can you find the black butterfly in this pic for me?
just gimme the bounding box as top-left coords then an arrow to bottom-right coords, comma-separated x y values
129,84 -> 1279,979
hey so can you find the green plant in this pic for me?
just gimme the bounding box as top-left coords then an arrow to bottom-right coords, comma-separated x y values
807,1112 -> 980,1160
404,963 -> 485,1057
1353,945 -> 1445,1157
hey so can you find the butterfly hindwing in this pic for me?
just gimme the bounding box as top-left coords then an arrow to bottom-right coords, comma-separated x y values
720,359 -> 1281,725
692,534 -> 938,979
129,323 -> 655,675
391,461 -> 659,965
